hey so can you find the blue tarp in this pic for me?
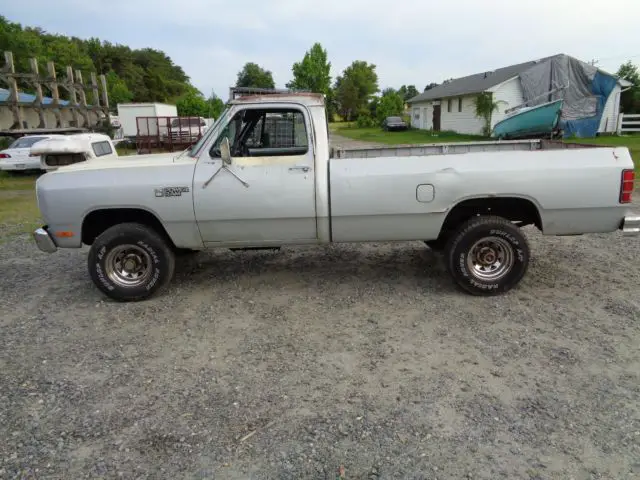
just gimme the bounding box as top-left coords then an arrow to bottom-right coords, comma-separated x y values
0,87 -> 70,105
560,71 -> 618,138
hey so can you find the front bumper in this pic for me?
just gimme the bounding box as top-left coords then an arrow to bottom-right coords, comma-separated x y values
33,226 -> 57,253
621,214 -> 640,236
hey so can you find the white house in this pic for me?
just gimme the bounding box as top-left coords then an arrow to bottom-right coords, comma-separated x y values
407,54 -> 632,136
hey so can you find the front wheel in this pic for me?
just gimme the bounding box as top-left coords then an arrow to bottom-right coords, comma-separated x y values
88,222 -> 176,302
444,215 -> 530,295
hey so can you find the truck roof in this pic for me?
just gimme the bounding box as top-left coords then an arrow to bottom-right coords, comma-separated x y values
30,133 -> 112,156
230,92 -> 325,107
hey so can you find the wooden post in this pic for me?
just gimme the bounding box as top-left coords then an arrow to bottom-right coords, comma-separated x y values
65,66 -> 79,127
90,72 -> 101,108
2,51 -> 24,129
47,61 -> 63,128
75,69 -> 90,128
99,74 -> 109,110
617,113 -> 624,135
30,58 -> 46,128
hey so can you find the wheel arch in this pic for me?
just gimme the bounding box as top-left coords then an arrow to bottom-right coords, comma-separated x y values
81,207 -> 176,248
438,195 -> 543,239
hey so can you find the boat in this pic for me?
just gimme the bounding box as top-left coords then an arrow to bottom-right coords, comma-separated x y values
491,98 -> 563,139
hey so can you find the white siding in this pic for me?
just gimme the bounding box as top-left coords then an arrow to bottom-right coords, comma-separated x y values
411,107 -> 421,128
410,101 -> 433,130
489,76 -> 525,128
599,84 -> 621,133
439,95 -> 484,135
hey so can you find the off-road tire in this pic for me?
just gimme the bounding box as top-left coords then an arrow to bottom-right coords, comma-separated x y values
88,222 -> 176,302
444,215 -> 530,296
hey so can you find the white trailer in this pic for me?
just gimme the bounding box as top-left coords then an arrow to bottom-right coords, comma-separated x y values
116,103 -> 178,138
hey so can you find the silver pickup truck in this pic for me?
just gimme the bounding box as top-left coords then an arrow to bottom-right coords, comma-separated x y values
32,92 -> 639,301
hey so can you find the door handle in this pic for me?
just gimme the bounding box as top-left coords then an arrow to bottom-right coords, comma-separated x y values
289,165 -> 310,173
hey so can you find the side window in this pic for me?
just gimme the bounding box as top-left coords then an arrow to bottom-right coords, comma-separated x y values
210,108 -> 308,158
92,141 -> 113,157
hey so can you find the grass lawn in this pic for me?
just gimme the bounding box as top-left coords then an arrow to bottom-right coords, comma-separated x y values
564,135 -> 640,173
0,172 -> 41,240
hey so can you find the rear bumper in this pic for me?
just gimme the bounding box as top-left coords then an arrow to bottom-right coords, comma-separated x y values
0,161 -> 39,171
33,226 -> 57,253
622,214 -> 640,236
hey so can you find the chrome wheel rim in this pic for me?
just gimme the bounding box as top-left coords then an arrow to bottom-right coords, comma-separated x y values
466,236 -> 514,281
104,244 -> 153,288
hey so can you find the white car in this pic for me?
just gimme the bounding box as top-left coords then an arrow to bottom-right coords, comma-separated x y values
0,135 -> 65,172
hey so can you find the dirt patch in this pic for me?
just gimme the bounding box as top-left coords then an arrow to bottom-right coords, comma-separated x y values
1,214 -> 640,479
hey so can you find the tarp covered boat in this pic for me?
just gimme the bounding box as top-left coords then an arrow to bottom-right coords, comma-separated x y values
492,99 -> 563,139
492,54 -> 619,139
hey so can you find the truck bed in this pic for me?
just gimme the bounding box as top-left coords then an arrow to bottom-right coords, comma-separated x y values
330,139 -> 602,159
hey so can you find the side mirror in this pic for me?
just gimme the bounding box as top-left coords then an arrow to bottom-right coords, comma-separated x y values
220,137 -> 232,165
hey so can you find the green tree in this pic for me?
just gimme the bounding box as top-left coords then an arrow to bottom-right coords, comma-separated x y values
206,93 -> 226,119
235,62 -> 275,89
398,85 -> 419,102
286,42 -> 331,95
376,89 -> 405,124
617,61 -> 640,114
334,60 -> 379,121
105,71 -> 133,108
176,89 -> 210,117
0,15 -> 194,103
176,89 -> 227,118
473,92 -> 499,136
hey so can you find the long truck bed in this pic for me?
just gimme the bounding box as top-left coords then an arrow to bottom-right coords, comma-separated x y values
330,139 -> 601,159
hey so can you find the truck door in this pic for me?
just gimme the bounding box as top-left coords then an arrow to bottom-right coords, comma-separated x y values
192,104 -> 317,246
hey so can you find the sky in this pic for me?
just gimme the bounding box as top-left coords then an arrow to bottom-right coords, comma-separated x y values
4,0 -> 640,100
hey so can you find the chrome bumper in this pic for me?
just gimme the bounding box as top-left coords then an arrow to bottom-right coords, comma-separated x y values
33,227 -> 57,253
622,215 -> 640,236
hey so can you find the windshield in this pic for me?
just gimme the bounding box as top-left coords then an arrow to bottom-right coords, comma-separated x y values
188,107 -> 230,158
9,136 -> 48,149
387,117 -> 402,122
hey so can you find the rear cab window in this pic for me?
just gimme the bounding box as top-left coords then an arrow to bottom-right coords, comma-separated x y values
92,141 -> 113,157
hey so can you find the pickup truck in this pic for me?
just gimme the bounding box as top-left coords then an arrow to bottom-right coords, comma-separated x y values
31,92 -> 640,302
31,132 -> 119,171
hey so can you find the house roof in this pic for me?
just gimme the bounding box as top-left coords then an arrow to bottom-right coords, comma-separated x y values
407,53 -> 628,103
407,55 -> 562,104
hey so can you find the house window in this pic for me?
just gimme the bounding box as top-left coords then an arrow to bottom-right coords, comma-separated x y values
447,99 -> 452,112
458,98 -> 463,112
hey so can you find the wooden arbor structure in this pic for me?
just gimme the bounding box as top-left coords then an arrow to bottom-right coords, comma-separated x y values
0,50 -> 110,136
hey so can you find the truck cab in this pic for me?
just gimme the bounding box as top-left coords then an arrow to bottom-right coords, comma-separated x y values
31,133 -> 119,171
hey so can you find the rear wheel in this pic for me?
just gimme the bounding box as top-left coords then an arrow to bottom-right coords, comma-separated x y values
88,222 -> 176,302
444,215 -> 529,295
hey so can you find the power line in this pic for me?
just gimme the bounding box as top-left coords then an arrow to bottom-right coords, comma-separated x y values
591,53 -> 640,64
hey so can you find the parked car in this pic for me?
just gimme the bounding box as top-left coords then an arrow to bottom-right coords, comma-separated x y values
382,116 -> 408,131
0,134 -> 65,172
31,92 -> 639,302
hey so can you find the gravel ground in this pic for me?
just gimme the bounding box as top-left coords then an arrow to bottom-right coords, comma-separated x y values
2,210 -> 640,479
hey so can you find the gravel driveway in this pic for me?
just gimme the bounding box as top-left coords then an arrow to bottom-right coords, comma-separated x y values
1,194 -> 640,479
